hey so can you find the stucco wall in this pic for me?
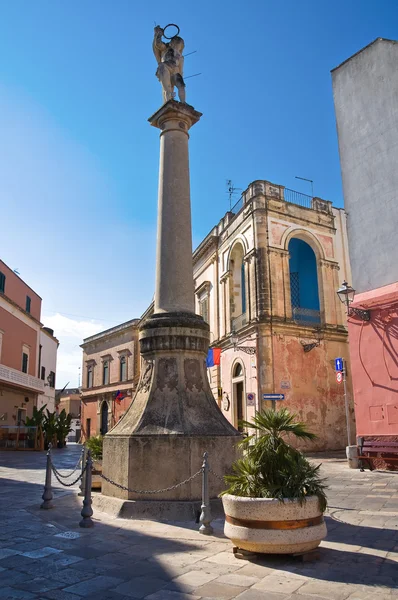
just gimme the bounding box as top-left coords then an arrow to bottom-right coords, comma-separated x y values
332,39 -> 398,293
0,260 -> 41,320
38,329 -> 58,412
0,306 -> 37,375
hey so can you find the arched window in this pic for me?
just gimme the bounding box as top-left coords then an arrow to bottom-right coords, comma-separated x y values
288,238 -> 320,325
234,363 -> 243,377
230,243 -> 247,330
232,361 -> 245,432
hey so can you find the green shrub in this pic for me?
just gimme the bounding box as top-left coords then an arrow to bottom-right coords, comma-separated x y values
222,407 -> 327,512
85,435 -> 103,460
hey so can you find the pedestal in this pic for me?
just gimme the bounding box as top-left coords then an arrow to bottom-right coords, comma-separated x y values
102,100 -> 240,518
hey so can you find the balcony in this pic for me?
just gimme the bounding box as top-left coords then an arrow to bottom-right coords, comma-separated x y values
231,313 -> 248,332
0,363 -> 45,394
292,307 -> 321,327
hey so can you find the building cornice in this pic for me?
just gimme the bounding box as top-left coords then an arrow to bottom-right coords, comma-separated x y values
81,318 -> 140,347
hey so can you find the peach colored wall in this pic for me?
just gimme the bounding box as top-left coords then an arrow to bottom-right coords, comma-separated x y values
348,290 -> 398,436
0,261 -> 41,320
81,395 -> 132,441
220,346 -> 258,428
0,307 -> 37,375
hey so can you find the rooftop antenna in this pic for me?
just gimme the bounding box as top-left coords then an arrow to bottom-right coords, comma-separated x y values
13,268 -> 20,275
295,176 -> 314,198
226,179 -> 242,211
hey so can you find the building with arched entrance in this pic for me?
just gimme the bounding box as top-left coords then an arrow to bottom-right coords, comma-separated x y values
193,179 -> 353,450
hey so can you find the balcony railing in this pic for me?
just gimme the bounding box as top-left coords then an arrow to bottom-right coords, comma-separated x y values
284,188 -> 312,209
292,307 -> 321,327
231,313 -> 248,332
0,363 -> 45,394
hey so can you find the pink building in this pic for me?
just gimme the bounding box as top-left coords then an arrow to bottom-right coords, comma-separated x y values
0,260 -> 57,433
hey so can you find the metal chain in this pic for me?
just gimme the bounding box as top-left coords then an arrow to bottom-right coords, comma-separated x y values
51,462 -> 88,487
99,468 -> 203,495
50,453 -> 82,479
209,467 -> 225,482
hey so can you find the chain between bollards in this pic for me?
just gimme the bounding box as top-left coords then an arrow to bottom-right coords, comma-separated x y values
199,451 -> 213,535
78,446 -> 86,497
79,449 -> 94,528
41,443 -> 54,510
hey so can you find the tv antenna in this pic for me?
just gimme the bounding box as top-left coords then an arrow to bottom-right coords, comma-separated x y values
295,176 -> 314,198
226,180 -> 242,211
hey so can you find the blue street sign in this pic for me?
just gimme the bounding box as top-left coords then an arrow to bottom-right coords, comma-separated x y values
335,358 -> 344,372
263,394 -> 285,401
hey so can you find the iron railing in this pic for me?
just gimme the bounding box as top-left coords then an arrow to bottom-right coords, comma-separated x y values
284,188 -> 312,209
230,195 -> 244,215
231,313 -> 247,331
292,307 -> 321,327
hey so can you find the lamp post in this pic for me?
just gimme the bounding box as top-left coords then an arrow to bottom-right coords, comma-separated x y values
337,281 -> 371,321
230,331 -> 256,355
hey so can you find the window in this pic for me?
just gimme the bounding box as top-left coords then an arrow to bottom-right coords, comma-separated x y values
288,238 -> 320,326
120,356 -> 127,382
86,418 -> 91,439
22,352 -> 29,373
26,296 -> 31,313
17,408 -> 26,426
41,366 -> 46,381
103,361 -> 109,385
87,366 -> 93,388
48,371 -> 55,388
199,297 -> 209,324
0,272 -> 5,293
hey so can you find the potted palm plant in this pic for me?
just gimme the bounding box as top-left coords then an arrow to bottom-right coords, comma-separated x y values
56,409 -> 73,448
221,408 -> 327,555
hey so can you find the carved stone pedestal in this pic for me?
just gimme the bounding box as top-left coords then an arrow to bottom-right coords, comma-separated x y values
102,313 -> 239,516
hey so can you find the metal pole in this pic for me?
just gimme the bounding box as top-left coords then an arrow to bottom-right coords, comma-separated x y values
41,443 -> 54,509
78,446 -> 86,497
79,449 -> 94,528
343,362 -> 351,447
199,452 -> 213,535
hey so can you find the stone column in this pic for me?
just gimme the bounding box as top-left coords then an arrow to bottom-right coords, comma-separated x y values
102,100 -> 240,518
152,101 -> 201,314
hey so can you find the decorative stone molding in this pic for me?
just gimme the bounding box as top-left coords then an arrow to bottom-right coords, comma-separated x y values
220,270 -> 232,284
320,259 -> 340,270
195,280 -> 211,297
312,197 -> 333,214
100,354 -> 113,362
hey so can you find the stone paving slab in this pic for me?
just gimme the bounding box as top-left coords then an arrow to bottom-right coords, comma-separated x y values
1,447 -> 398,599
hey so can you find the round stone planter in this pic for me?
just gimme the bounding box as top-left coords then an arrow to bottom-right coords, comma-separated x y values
222,494 -> 327,554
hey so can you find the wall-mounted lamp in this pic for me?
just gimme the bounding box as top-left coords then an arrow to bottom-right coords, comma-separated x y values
300,327 -> 322,353
337,281 -> 370,321
230,331 -> 256,355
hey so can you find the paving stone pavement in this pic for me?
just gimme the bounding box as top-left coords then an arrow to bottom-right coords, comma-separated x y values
0,445 -> 397,600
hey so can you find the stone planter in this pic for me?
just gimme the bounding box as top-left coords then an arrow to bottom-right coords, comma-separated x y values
222,494 -> 327,554
92,459 -> 102,491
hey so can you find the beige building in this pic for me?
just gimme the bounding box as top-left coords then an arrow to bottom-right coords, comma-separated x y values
193,179 -> 353,450
80,319 -> 140,440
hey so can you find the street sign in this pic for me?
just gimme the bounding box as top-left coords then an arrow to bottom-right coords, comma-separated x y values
336,371 -> 343,384
246,393 -> 256,406
335,358 -> 344,372
263,393 -> 285,401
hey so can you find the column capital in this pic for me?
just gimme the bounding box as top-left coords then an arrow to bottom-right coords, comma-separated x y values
148,100 -> 202,132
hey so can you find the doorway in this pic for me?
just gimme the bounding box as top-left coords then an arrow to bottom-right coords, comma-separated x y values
232,362 -> 245,431
100,402 -> 109,435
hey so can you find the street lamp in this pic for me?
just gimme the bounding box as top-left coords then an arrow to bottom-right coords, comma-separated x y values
337,281 -> 370,321
230,331 -> 256,355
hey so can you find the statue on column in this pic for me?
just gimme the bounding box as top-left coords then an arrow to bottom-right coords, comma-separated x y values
153,25 -> 186,104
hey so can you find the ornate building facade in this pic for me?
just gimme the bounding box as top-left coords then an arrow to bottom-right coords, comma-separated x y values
193,180 -> 353,450
80,319 -> 140,441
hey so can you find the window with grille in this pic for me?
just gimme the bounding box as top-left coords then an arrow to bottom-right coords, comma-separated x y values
103,361 -> 109,385
200,297 -> 209,323
87,367 -> 93,388
22,352 -> 29,373
290,272 -> 300,308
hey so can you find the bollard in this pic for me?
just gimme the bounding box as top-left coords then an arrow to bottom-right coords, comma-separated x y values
199,451 -> 213,535
41,443 -> 54,510
78,446 -> 86,497
79,449 -> 94,528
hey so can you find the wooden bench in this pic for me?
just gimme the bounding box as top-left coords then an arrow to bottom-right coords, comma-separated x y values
357,437 -> 398,471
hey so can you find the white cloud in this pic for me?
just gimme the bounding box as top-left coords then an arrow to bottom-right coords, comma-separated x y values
42,313 -> 111,388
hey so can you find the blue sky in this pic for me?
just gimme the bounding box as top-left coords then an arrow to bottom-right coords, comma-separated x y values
1,0 -> 397,386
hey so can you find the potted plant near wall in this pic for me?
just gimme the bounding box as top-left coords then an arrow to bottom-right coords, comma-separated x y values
85,435 -> 103,490
221,408 -> 327,554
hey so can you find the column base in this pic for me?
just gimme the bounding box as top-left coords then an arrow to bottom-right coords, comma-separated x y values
102,312 -> 240,502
